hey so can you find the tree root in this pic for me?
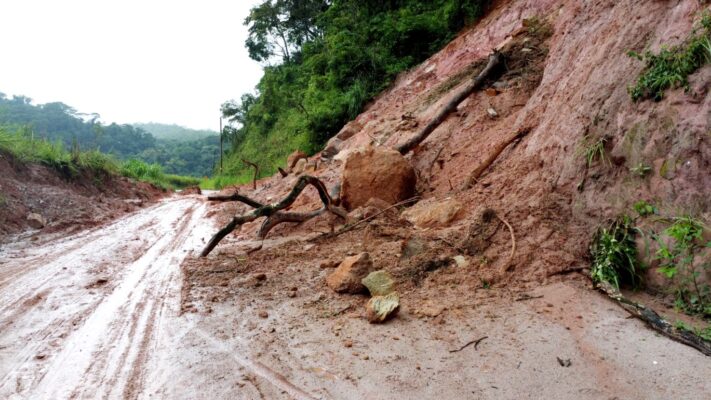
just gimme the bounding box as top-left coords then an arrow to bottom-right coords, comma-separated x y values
201,175 -> 346,257
597,281 -> 711,357
496,214 -> 516,272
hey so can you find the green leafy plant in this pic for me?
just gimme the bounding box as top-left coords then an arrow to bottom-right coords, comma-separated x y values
630,162 -> 652,177
633,200 -> 657,217
656,216 -> 711,317
675,320 -> 711,341
629,12 -> 711,101
590,216 -> 643,289
578,136 -> 609,167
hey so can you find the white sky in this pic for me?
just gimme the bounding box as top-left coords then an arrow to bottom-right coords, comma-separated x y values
0,0 -> 263,130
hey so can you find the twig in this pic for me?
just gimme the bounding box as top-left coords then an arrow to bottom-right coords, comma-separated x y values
449,336 -> 488,353
463,128 -> 530,189
496,214 -> 516,272
309,197 -> 420,241
278,167 -> 288,177
515,294 -> 543,302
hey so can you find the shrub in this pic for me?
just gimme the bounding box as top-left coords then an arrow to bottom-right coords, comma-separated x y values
590,216 -> 642,289
629,12 -> 711,101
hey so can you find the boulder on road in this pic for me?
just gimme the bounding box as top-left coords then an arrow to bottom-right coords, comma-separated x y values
341,146 -> 416,211
326,252 -> 374,294
27,213 -> 46,229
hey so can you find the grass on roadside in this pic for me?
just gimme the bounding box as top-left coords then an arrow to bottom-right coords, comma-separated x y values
1,127 -> 199,190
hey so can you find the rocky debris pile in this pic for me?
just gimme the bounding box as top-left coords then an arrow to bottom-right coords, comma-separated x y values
326,252 -> 400,323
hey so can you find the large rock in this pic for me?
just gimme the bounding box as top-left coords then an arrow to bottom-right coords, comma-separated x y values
326,252 -> 374,294
401,198 -> 463,228
27,213 -> 46,229
341,146 -> 416,211
362,270 -> 396,296
365,292 -> 400,323
287,150 -> 308,170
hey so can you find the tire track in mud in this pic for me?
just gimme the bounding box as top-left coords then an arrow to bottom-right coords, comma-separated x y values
0,196 -> 207,399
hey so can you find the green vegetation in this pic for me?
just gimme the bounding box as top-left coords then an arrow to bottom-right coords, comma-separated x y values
0,126 -> 118,178
221,0 -> 489,179
578,135 -> 609,167
199,175 -> 244,190
655,216 -> 711,317
0,127 -> 198,189
630,162 -> 651,177
675,320 -> 711,341
628,13 -> 711,101
0,95 -> 220,177
633,200 -> 657,217
590,215 -> 643,289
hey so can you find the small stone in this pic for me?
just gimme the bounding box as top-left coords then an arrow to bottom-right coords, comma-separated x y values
344,340 -> 353,348
362,270 -> 396,296
487,107 -> 498,118
365,292 -> 400,323
254,273 -> 267,281
453,255 -> 469,268
287,291 -> 297,298
258,310 -> 269,318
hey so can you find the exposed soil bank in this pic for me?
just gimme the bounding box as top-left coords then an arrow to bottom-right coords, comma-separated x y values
0,151 -> 165,240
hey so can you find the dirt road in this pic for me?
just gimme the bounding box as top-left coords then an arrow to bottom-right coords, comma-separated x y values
1,194 -> 709,400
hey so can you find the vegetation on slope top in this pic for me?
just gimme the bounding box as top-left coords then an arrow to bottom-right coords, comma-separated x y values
219,0 -> 490,183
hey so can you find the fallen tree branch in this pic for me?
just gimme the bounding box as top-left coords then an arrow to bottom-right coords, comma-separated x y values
449,336 -> 488,353
207,192 -> 264,209
242,158 -> 259,190
597,281 -> 711,357
496,214 -> 516,272
201,175 -> 346,257
463,128 -> 530,189
396,51 -> 503,155
278,167 -> 288,177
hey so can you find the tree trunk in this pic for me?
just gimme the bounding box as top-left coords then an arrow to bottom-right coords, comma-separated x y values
395,52 -> 503,155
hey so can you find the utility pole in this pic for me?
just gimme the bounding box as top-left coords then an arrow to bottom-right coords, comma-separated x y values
219,117 -> 223,174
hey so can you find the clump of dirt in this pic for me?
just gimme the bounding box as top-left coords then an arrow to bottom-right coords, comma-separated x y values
0,151 -> 165,240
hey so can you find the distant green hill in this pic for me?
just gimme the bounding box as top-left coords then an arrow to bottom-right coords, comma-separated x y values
0,93 -> 221,177
133,123 -> 218,142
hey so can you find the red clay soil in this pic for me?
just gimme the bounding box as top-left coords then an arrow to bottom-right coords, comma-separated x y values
0,151 -> 165,240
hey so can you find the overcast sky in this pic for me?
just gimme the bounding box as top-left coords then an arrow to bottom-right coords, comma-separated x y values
0,0 -> 263,130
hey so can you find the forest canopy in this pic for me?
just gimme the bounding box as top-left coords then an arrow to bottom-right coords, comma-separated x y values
0,94 -> 219,177
221,0 -> 488,179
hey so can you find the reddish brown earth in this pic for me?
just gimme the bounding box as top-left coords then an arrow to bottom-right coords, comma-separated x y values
0,151 -> 165,240
1,0 -> 711,399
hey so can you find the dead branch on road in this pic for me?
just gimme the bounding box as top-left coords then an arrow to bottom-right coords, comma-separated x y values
396,51 -> 503,155
201,175 -> 347,257
242,159 -> 260,190
597,281 -> 711,357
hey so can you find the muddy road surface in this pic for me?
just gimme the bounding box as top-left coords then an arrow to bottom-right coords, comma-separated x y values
1,194 -> 710,400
